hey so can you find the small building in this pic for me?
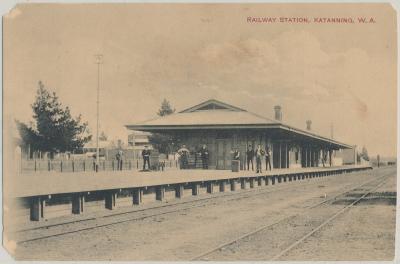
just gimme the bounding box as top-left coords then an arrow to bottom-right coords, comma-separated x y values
126,99 -> 352,170
335,146 -> 358,165
83,139 -> 135,160
128,130 -> 153,159
83,140 -> 112,158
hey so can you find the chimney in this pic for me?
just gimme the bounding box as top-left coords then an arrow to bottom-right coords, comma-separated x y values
306,120 -> 312,131
274,105 -> 282,121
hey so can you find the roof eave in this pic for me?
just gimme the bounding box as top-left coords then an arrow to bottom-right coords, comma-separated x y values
126,123 -> 351,148
279,125 -> 352,149
126,123 -> 281,130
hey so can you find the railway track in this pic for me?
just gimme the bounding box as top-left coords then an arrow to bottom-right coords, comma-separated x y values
14,175 -> 321,229
14,168 -> 384,245
14,172 -> 338,243
14,179 -> 301,234
269,176 -> 391,261
190,170 -> 393,261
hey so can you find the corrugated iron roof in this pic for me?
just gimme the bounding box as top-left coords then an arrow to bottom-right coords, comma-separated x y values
132,109 -> 278,126
125,99 -> 352,149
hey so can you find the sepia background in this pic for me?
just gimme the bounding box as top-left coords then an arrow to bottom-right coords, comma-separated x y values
3,3 -> 397,159
1,2 -> 398,261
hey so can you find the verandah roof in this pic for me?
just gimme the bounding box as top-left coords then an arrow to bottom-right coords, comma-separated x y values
126,99 -> 352,149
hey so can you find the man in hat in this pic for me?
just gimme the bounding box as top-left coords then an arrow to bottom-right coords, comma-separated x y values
255,144 -> 265,173
178,144 -> 190,169
265,146 -> 272,171
246,145 -> 254,171
233,148 -> 240,161
199,144 -> 209,169
116,150 -> 123,170
142,145 -> 151,170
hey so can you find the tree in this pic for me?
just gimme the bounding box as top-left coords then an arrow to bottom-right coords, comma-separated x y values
149,133 -> 177,155
16,81 -> 92,155
99,131 -> 108,141
149,99 -> 176,155
157,98 -> 175,116
360,146 -> 370,161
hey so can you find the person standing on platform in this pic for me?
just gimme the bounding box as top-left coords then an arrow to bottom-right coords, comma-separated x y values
255,144 -> 265,173
246,145 -> 254,171
116,151 -> 121,170
142,146 -> 151,170
178,145 -> 190,169
116,150 -> 123,170
119,150 -> 124,170
199,144 -> 209,169
233,148 -> 240,161
231,147 -> 241,171
265,146 -> 272,171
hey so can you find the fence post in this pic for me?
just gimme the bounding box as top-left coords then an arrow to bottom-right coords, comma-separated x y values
112,160 -> 115,171
60,160 -> 63,172
83,161 -> 86,171
129,160 -> 132,170
137,160 -> 139,169
34,159 -> 37,172
103,161 -> 105,171
72,160 -> 75,172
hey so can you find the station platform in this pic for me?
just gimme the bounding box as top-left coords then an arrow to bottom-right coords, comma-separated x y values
13,165 -> 371,198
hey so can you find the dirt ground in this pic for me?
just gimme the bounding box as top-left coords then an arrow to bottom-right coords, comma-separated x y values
282,173 -> 396,261
13,166 -> 396,261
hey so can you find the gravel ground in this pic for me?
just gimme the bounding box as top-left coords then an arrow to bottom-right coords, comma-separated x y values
12,167 -> 395,261
281,172 -> 396,261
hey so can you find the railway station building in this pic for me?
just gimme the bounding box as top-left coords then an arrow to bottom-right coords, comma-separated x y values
126,99 -> 353,170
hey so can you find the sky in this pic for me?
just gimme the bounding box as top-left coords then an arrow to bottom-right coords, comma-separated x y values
3,3 -> 397,157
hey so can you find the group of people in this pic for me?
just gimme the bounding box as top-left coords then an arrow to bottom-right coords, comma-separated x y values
141,144 -> 209,171
139,144 -> 331,172
177,144 -> 209,170
230,145 -> 272,173
141,143 -> 274,172
245,145 -> 272,173
176,143 -> 272,173
173,144 -> 275,172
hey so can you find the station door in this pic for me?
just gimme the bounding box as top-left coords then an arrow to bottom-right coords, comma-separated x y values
216,139 -> 232,170
272,142 -> 289,169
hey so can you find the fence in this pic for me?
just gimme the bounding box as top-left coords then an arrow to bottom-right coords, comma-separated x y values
20,158 -> 180,174
19,151 -> 218,174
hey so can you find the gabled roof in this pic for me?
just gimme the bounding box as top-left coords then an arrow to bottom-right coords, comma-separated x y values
179,99 -> 246,113
126,99 -> 352,149
128,110 -> 278,127
127,99 -> 278,127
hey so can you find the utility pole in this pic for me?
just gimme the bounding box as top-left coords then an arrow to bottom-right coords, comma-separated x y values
377,154 -> 380,168
94,54 -> 103,172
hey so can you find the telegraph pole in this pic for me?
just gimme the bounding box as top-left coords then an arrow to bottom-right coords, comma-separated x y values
94,54 -> 103,172
377,154 -> 380,168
